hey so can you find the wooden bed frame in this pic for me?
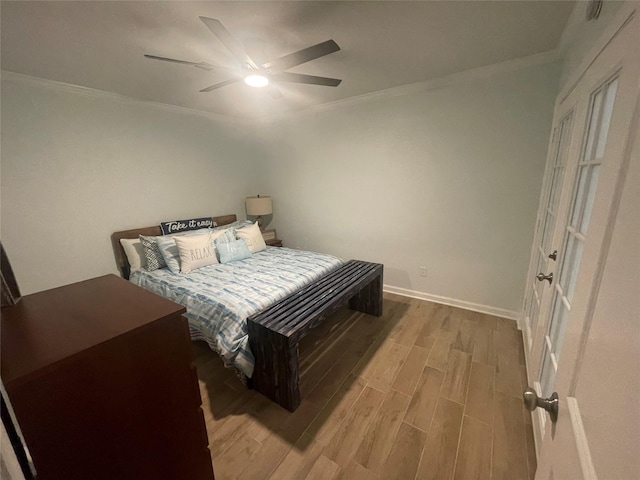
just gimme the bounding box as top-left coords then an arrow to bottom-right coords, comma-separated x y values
111,214 -> 383,411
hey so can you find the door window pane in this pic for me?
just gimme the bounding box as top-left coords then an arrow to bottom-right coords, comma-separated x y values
570,165 -> 589,228
526,286 -> 540,339
541,341 -> 556,396
595,78 -> 619,159
542,211 -> 555,252
549,295 -> 570,357
583,89 -> 603,159
565,240 -> 584,303
580,164 -> 601,234
559,233 -> 584,303
559,234 -> 575,290
549,166 -> 565,212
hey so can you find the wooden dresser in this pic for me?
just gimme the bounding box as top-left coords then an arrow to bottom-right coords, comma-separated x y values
1,274 -> 215,480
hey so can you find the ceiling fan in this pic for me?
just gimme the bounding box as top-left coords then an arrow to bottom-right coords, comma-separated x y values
145,17 -> 342,96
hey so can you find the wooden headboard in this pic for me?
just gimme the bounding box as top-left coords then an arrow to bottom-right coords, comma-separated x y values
111,214 -> 238,280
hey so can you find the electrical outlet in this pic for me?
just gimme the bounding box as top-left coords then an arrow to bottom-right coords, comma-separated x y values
419,266 -> 428,278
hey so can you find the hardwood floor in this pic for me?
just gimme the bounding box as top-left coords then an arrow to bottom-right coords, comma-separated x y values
193,293 -> 536,480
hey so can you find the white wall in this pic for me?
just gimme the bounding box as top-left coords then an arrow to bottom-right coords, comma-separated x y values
258,62 -> 561,315
1,61 -> 560,315
1,75 -> 264,294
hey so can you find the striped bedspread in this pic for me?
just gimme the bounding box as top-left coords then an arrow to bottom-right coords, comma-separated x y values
130,247 -> 343,378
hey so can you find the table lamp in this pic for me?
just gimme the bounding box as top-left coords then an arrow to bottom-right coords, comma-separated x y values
245,195 -> 272,230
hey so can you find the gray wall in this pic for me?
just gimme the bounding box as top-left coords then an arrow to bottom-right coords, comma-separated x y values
259,62 -> 560,315
1,76 -> 264,294
1,60 -> 559,316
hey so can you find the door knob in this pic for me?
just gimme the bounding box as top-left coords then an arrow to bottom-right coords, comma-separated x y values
548,250 -> 558,261
536,272 -> 553,284
523,387 -> 558,423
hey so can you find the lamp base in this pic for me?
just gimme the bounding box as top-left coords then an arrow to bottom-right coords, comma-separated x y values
256,216 -> 264,231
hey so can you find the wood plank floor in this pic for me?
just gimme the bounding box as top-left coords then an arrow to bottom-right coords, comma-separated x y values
192,293 -> 536,480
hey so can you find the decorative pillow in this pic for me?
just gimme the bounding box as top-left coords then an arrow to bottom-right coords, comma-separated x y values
119,238 -> 147,272
174,233 -> 219,273
139,235 -> 167,271
235,222 -> 267,253
213,228 -> 236,245
213,219 -> 252,232
155,236 -> 181,274
217,239 -> 252,264
160,217 -> 215,235
155,229 -> 217,274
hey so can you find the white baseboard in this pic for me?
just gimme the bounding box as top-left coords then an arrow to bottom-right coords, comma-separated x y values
382,285 -> 522,322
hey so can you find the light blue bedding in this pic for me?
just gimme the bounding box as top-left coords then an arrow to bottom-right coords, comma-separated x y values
130,247 -> 343,378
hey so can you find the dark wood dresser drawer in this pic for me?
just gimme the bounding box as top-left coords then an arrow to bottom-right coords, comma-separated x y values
1,274 -> 215,480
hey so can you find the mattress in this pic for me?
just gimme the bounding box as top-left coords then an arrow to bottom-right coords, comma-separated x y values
130,246 -> 343,378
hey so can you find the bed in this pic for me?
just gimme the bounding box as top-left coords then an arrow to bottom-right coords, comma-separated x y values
111,214 -> 342,377
111,215 -> 383,412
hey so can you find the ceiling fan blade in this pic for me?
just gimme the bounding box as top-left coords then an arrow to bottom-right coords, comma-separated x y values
144,54 -> 215,71
199,17 -> 259,71
262,40 -> 340,72
199,77 -> 242,93
270,72 -> 342,87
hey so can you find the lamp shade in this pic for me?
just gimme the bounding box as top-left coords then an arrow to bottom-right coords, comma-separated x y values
245,196 -> 272,216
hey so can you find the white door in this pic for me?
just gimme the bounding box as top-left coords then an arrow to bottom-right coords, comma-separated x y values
522,5 -> 640,479
522,111 -> 574,354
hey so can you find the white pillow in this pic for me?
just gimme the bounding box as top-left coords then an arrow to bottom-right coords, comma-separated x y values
120,238 -> 147,272
235,222 -> 267,253
173,233 -> 219,273
157,228 -> 219,274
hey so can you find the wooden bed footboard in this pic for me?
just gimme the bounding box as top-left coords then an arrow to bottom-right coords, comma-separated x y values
247,260 -> 383,412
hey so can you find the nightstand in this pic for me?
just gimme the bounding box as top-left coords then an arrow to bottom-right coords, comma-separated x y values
262,229 -> 282,247
266,238 -> 283,247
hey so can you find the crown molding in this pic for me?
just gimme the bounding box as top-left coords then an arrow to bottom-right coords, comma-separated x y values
2,46 -> 561,128
259,48 -> 562,124
558,4 -> 636,105
0,70 -> 255,128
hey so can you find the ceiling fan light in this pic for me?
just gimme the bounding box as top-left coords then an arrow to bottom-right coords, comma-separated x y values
244,74 -> 269,88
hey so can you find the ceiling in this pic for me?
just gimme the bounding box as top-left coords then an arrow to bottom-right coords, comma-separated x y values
1,1 -> 575,120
